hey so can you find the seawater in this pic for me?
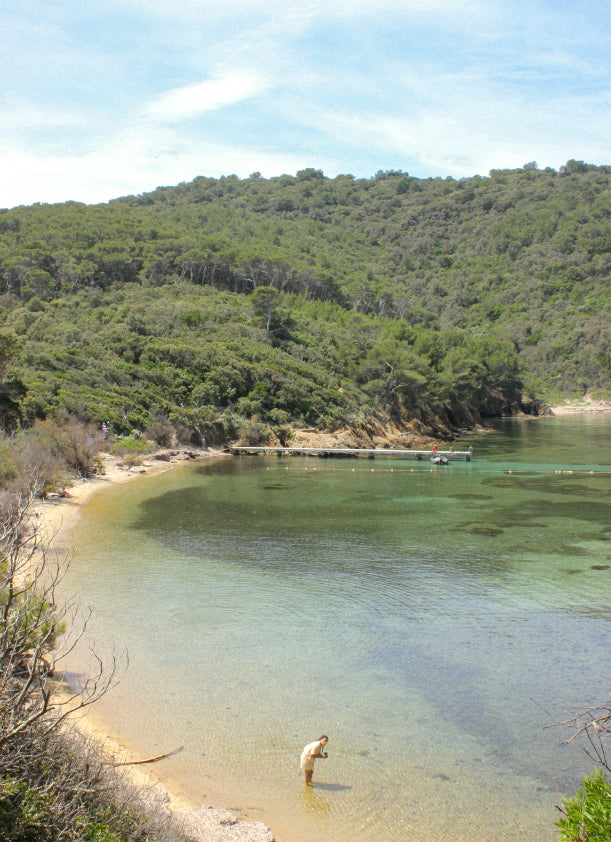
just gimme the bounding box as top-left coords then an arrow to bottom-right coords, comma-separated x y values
62,416 -> 611,842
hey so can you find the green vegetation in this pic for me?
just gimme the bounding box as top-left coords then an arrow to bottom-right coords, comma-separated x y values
0,282 -> 526,443
553,703 -> 611,842
556,768 -> 611,842
0,160 -> 608,440
0,161 -> 609,838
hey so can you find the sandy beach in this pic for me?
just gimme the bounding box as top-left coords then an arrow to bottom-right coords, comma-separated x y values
35,446 -> 275,842
549,397 -> 611,415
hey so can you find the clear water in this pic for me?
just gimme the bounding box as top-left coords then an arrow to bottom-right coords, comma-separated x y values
62,416 -> 611,842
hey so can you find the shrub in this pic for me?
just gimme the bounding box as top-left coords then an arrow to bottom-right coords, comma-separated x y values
0,429 -> 70,495
173,423 -> 195,446
556,768 -> 611,842
0,777 -> 53,842
145,412 -> 174,447
119,453 -> 143,468
235,421 -> 268,446
268,407 -> 290,425
0,729 -> 185,842
110,437 -> 153,456
0,484 -> 185,842
0,438 -> 19,488
34,417 -> 104,478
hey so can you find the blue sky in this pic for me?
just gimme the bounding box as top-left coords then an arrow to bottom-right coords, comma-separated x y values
1,0 -> 609,208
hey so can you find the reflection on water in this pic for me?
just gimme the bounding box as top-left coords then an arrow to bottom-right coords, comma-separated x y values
301,786 -> 332,815
62,416 -> 611,842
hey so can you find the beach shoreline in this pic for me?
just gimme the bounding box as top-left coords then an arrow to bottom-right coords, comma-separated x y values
33,406 -> 609,839
37,446 -> 275,842
548,398 -> 611,415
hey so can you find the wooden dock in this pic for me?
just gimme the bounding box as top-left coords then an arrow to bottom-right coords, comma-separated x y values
230,446 -> 472,461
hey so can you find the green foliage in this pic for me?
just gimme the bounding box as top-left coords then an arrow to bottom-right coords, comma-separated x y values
0,333 -> 20,384
0,777 -> 53,842
0,775 -> 151,842
556,768 -> 611,842
109,436 -> 152,455
0,585 -> 60,655
75,807 -> 137,842
0,163 -> 608,441
0,278 -> 528,438
0,332 -> 26,432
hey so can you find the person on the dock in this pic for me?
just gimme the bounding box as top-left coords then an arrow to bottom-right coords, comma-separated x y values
300,735 -> 329,785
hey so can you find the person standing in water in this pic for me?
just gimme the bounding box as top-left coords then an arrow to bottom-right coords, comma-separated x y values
300,735 -> 329,785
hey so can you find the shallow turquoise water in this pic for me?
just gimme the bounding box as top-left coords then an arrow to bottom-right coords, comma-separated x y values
63,416 -> 611,841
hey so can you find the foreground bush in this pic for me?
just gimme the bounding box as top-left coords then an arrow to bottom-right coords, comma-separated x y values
0,484 -> 187,842
0,727 -> 185,842
556,768 -> 611,842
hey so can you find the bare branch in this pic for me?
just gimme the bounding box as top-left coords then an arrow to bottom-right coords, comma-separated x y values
114,745 -> 184,767
545,701 -> 611,773
0,479 -> 125,750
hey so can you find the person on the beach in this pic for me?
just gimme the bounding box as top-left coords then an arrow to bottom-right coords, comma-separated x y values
300,735 -> 328,785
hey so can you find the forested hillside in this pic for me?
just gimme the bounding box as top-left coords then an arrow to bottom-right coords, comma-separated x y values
0,160 -> 608,444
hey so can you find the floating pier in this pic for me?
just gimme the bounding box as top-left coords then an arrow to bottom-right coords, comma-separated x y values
230,446 -> 472,461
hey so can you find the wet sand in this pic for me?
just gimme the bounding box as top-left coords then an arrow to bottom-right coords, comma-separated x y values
35,447 -> 275,842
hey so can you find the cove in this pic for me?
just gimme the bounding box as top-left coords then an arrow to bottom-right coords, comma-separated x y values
62,415 -> 611,842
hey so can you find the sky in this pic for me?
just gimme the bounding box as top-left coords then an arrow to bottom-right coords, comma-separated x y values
1,0 -> 609,208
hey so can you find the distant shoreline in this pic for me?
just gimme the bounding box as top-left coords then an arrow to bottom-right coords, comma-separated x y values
549,400 -> 611,415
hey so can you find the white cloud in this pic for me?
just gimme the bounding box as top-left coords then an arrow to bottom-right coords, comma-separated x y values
0,98 -> 83,130
0,122 -> 306,208
0,0 -> 608,208
118,0 -> 482,18
303,72 -> 611,179
143,72 -> 271,123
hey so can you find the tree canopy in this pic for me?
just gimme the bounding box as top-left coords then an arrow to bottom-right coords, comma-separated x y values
0,161 -> 608,440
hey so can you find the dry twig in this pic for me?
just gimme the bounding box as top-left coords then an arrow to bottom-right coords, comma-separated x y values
114,745 -> 185,767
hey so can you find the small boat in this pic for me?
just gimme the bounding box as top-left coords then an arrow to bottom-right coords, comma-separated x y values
431,455 -> 448,465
